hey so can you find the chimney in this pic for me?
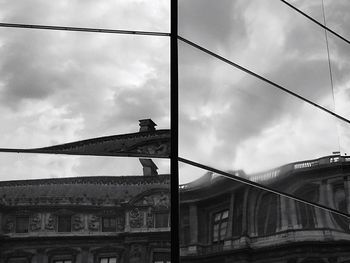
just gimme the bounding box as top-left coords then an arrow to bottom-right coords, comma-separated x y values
139,119 -> 156,132
139,158 -> 158,176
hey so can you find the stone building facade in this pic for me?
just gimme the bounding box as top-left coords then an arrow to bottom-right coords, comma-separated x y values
179,155 -> 350,263
0,174 -> 170,263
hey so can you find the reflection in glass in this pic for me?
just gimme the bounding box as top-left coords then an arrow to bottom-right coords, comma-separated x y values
328,33 -> 350,120
0,28 -> 170,148
179,162 -> 350,262
178,38 -> 350,214
0,0 -> 170,33
179,0 -> 334,109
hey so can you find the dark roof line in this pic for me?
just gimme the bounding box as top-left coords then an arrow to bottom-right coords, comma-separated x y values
0,175 -> 170,187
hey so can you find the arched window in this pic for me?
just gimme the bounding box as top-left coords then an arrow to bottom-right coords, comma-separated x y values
295,185 -> 318,229
257,193 -> 278,236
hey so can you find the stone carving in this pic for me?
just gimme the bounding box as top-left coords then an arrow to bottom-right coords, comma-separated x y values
129,208 -> 143,228
45,214 -> 56,230
4,217 -> 14,233
139,193 -> 170,209
88,215 -> 100,231
72,214 -> 84,231
30,214 -> 42,231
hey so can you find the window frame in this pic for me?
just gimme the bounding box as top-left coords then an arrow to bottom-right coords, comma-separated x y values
211,209 -> 229,243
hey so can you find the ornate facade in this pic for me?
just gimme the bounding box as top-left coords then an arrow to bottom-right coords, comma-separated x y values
0,175 -> 170,263
179,155 -> 350,263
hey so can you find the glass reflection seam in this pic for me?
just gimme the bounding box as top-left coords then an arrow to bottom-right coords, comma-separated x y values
178,35 -> 350,126
280,0 -> 350,46
178,157 -> 350,220
0,22 -> 170,37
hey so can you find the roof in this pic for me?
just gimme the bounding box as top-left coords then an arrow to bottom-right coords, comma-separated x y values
0,175 -> 170,207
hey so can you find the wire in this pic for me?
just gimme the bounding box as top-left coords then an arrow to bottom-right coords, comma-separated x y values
320,0 -> 342,156
178,35 -> 350,126
0,22 -> 170,37
179,157 -> 350,219
280,0 -> 350,46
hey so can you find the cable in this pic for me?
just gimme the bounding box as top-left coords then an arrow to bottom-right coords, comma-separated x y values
178,35 -> 350,126
179,157 -> 350,219
280,0 -> 350,46
0,22 -> 170,37
321,0 -> 342,156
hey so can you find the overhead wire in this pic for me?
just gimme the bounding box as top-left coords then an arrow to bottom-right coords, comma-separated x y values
280,0 -> 350,46
0,22 -> 170,37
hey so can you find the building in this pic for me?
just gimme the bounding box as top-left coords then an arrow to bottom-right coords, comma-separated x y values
179,155 -> 350,263
0,163 -> 170,263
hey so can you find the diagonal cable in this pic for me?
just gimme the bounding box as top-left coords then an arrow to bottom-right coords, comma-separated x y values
178,35 -> 350,126
280,0 -> 350,46
179,157 -> 350,219
0,22 -> 170,37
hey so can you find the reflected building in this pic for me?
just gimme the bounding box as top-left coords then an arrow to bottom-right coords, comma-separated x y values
0,161 -> 170,263
180,155 -> 350,263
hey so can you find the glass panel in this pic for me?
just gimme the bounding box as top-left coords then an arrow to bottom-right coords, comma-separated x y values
0,0 -> 170,32
0,28 -> 170,149
100,259 -> 108,263
109,258 -> 117,263
180,162 -> 350,262
179,0 -> 334,110
178,40 -> 347,213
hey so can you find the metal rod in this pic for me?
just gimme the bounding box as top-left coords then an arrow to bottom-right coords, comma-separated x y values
0,22 -> 170,37
170,0 -> 179,261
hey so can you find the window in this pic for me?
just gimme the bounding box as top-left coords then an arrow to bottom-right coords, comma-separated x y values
102,217 -> 116,232
57,216 -> 71,232
53,260 -> 72,263
155,212 -> 170,228
257,194 -> 278,236
153,252 -> 170,263
100,257 -> 117,263
15,216 -> 29,233
212,210 -> 228,242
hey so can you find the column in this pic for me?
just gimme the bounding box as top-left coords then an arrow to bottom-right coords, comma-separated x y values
279,196 -> 289,231
319,180 -> 335,228
345,176 -> 350,214
189,204 -> 198,244
287,198 -> 299,229
225,193 -> 235,239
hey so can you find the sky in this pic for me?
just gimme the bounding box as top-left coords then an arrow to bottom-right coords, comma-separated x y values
0,0 -> 349,184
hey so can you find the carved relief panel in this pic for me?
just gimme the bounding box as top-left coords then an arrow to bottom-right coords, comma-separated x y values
88,215 -> 100,231
30,213 -> 42,231
45,213 -> 56,231
72,214 -> 84,231
129,208 -> 144,228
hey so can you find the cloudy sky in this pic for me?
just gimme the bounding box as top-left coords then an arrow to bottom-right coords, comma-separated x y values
0,0 -> 349,184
